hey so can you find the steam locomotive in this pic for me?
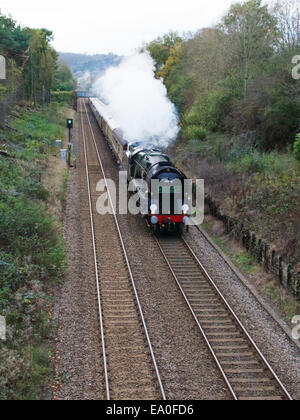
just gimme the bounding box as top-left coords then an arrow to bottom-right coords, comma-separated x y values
89,97 -> 190,234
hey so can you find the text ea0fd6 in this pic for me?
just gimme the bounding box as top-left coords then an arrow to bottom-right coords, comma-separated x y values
150,405 -> 194,415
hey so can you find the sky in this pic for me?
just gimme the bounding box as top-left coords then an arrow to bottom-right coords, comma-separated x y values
1,0 -> 238,55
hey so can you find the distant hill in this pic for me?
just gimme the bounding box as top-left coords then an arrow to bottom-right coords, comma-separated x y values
59,52 -> 123,90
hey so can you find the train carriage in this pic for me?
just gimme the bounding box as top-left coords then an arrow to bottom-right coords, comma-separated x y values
90,98 -> 128,165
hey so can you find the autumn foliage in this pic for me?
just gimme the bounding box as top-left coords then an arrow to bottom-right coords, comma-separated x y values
146,0 -> 300,150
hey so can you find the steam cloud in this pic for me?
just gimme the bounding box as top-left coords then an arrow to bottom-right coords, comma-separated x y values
92,52 -> 179,148
77,70 -> 92,90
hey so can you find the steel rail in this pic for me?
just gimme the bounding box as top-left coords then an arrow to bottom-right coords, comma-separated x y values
181,235 -> 293,401
82,99 -> 166,400
82,96 -> 291,400
154,235 -> 238,400
195,223 -> 300,353
79,99 -> 110,399
154,231 -> 292,400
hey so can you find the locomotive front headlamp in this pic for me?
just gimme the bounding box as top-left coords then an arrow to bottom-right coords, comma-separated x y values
182,204 -> 189,215
150,204 -> 158,214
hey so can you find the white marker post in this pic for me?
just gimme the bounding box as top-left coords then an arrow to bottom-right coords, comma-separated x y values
60,149 -> 67,163
0,56 -> 6,80
292,55 -> 300,80
0,316 -> 6,341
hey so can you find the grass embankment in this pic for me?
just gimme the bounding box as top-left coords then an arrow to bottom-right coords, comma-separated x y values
0,103 -> 70,400
172,134 -> 300,266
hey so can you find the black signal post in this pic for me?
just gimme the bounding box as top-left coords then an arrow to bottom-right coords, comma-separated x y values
66,118 -> 73,167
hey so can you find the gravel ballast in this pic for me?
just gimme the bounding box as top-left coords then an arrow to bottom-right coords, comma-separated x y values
54,101 -> 299,400
53,112 -> 105,400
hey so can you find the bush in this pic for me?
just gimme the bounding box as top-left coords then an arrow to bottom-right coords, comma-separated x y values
51,91 -> 73,106
11,105 -> 65,160
186,85 -> 237,132
184,108 -> 202,126
261,98 -> 300,149
0,104 -> 67,399
294,134 -> 300,162
184,125 -> 208,140
226,150 -> 267,173
0,196 -> 64,293
204,88 -> 235,131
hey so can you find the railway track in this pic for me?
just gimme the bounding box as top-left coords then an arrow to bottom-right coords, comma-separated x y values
79,97 -> 293,400
155,233 -> 293,400
79,99 -> 166,400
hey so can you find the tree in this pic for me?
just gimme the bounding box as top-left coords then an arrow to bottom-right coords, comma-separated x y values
222,0 -> 278,97
0,13 -> 29,124
157,42 -> 183,80
23,28 -> 58,106
273,0 -> 300,50
53,64 -> 77,91
144,31 -> 183,71
0,10 -> 74,124
0,14 -> 29,66
143,0 -> 299,148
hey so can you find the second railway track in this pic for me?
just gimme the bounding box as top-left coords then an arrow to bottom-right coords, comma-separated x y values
155,233 -> 293,401
79,98 -> 165,400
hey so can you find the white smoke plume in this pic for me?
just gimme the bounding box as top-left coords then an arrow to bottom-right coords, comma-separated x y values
77,70 -> 92,90
92,52 -> 179,148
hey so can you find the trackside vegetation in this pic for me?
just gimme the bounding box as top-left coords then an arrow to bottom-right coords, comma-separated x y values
294,134 -> 300,162
145,0 -> 300,265
0,11 -> 76,125
0,11 -> 75,399
0,103 -> 68,400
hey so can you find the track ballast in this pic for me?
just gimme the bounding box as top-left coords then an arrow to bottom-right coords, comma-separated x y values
155,233 -> 292,400
79,98 -> 165,400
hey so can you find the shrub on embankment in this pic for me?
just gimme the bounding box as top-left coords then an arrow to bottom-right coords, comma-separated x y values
0,103 -> 67,400
294,134 -> 300,162
51,91 -> 74,107
171,131 -> 300,267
